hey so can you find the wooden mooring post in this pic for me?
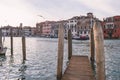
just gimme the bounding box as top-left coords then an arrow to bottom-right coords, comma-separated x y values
22,30 -> 26,61
90,27 -> 95,63
22,36 -> 26,61
57,23 -> 64,80
10,27 -> 13,55
0,28 -> 3,51
93,22 -> 106,80
68,29 -> 72,60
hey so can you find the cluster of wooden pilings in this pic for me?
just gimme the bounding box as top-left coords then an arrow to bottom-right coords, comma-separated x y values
57,21 -> 105,80
10,27 -> 26,62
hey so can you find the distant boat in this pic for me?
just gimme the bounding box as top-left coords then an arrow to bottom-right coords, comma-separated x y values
65,35 -> 89,40
72,36 -> 81,40
50,35 -> 58,38
79,35 -> 89,40
0,28 -> 7,55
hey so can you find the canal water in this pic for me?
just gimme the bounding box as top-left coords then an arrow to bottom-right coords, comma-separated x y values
0,37 -> 120,80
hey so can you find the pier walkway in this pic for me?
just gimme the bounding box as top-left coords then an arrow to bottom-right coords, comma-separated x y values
61,56 -> 95,80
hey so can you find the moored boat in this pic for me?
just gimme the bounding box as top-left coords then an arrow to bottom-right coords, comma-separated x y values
72,36 -> 81,40
80,35 -> 89,40
65,35 -> 89,40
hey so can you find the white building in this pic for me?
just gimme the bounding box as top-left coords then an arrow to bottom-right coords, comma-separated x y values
66,13 -> 96,38
66,16 -> 79,36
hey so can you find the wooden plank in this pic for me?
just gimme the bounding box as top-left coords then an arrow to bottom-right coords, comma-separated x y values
62,56 -> 95,80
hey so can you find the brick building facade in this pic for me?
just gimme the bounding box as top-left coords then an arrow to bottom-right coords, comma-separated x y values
103,16 -> 120,39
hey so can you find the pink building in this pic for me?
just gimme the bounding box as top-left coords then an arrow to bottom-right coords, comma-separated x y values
42,21 -> 53,36
36,21 -> 56,36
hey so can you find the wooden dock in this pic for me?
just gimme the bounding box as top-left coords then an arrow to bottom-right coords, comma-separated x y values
57,22 -> 105,80
61,56 -> 95,80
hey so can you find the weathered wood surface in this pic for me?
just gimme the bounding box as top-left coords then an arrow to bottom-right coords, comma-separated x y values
61,56 -> 95,80
90,27 -> 95,62
68,29 -> 72,60
93,22 -> 105,80
22,36 -> 26,60
57,23 -> 64,80
10,28 -> 13,55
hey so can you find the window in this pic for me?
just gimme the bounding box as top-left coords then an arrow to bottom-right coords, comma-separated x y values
84,31 -> 86,34
70,20 -> 73,23
81,31 -> 82,34
75,26 -> 77,32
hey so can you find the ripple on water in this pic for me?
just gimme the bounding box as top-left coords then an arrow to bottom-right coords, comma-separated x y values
0,38 -> 120,80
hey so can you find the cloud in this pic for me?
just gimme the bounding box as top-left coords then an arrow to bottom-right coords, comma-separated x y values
0,0 -> 120,26
105,0 -> 120,14
0,0 -> 39,26
28,0 -> 120,20
75,0 -> 120,18
27,0 -> 92,20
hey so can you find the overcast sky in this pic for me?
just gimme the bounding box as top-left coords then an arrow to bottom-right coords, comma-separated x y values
0,0 -> 120,27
